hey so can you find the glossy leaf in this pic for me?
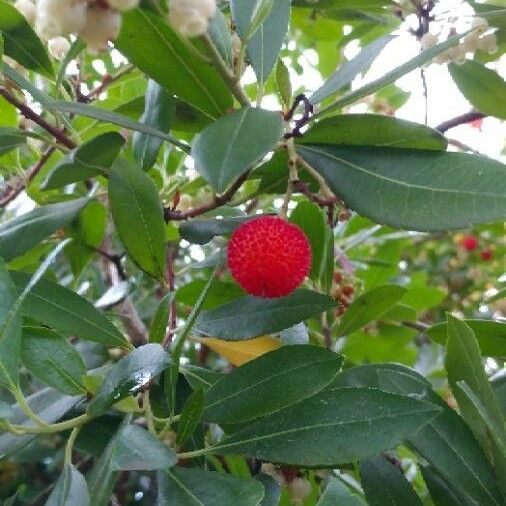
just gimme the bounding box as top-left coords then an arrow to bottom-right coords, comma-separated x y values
338,285 -> 407,336
211,387 -> 440,466
179,216 -> 258,245
116,9 -> 233,119
316,477 -> 367,506
21,327 -> 87,396
196,335 -> 281,366
176,387 -> 204,447
209,11 -> 233,67
192,107 -> 284,192
46,465 -> 89,506
132,80 -> 176,171
0,127 -> 28,156
204,345 -> 343,425
449,60 -> 506,119
88,344 -> 170,416
194,289 -> 338,340
421,465 -> 476,506
426,319 -> 506,357
275,59 -> 292,109
297,144 -> 506,232
0,0 -> 53,77
111,423 -> 177,471
333,363 -> 504,506
177,280 -> 244,310
300,114 -> 447,150
43,132 -> 125,189
181,365 -> 223,391
232,0 -> 291,82
149,292 -> 174,344
109,159 -> 166,279
310,35 -> 395,104
157,468 -> 265,506
360,456 -> 422,506
0,198 -> 88,261
10,271 -> 128,349
290,200 -> 326,279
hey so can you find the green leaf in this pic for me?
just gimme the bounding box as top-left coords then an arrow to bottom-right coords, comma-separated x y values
299,114 -> 447,151
42,132 -> 125,190
111,423 -> 177,471
310,35 -> 395,104
88,344 -> 170,416
322,31 -> 467,113
181,365 -> 223,391
333,363 -> 504,506
0,388 -> 82,459
0,127 -> 28,156
177,280 -> 244,310
177,387 -> 204,447
0,198 -> 89,261
179,216 -> 258,245
289,201 -> 326,280
46,464 -> 89,506
115,9 -> 233,119
421,465 -> 476,506
21,326 -> 87,396
360,456 -> 422,506
316,477 -> 367,506
338,285 -> 407,336
275,59 -> 292,109
210,387 -> 440,466
157,468 -> 265,506
109,159 -> 166,280
10,271 -> 129,349
204,345 -> 342,426
132,80 -> 176,171
209,11 -> 233,67
297,144 -> 506,232
426,319 -> 506,357
149,292 -> 174,344
194,289 -> 338,340
192,107 -> 284,192
0,0 -> 53,78
0,261 -> 21,389
449,60 -> 506,119
232,0 -> 291,83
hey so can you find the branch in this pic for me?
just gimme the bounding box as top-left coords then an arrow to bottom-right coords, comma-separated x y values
164,171 -> 250,221
436,111 -> 486,133
0,88 -> 76,149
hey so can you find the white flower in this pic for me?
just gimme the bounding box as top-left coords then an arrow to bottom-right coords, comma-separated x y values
106,0 -> 140,12
288,477 -> 312,505
48,36 -> 71,59
78,6 -> 121,53
169,0 -> 216,37
421,32 -> 438,50
478,33 -> 498,54
471,16 -> 489,35
14,0 -> 36,25
35,0 -> 87,39
462,32 -> 480,53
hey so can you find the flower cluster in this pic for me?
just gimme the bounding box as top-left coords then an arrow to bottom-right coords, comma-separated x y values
14,0 -> 139,55
168,0 -> 216,37
422,17 -> 497,65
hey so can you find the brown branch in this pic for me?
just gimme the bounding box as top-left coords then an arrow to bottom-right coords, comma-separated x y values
0,88 -> 76,149
436,111 -> 486,133
164,171 -> 250,222
0,147 -> 55,208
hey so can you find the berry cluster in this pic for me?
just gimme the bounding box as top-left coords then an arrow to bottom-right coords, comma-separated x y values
422,17 -> 497,65
458,234 -> 494,262
331,271 -> 355,317
14,0 -> 137,55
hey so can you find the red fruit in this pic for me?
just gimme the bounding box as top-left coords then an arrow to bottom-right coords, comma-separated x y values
480,248 -> 493,261
333,271 -> 342,284
341,284 -> 354,296
227,216 -> 311,298
460,235 -> 479,251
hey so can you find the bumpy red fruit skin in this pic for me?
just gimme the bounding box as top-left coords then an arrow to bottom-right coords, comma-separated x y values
227,216 -> 311,298
461,235 -> 479,251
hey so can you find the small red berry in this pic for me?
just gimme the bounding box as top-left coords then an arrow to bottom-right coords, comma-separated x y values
341,284 -> 354,296
333,271 -> 342,284
480,248 -> 493,261
227,216 -> 311,298
460,235 -> 479,251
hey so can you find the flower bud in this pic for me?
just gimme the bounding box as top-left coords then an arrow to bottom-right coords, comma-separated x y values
107,0 -> 140,12
14,0 -> 36,25
35,0 -> 87,39
48,36 -> 71,59
462,32 -> 480,53
288,477 -> 311,505
471,17 -> 489,35
169,0 -> 216,37
78,6 -> 121,53
478,33 -> 497,54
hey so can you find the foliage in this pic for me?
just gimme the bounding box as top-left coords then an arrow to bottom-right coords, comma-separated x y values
0,0 -> 505,504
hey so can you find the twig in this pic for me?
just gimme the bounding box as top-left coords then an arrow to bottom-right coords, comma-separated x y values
163,243 -> 178,348
0,88 -> 76,149
436,111 -> 486,133
284,94 -> 314,139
